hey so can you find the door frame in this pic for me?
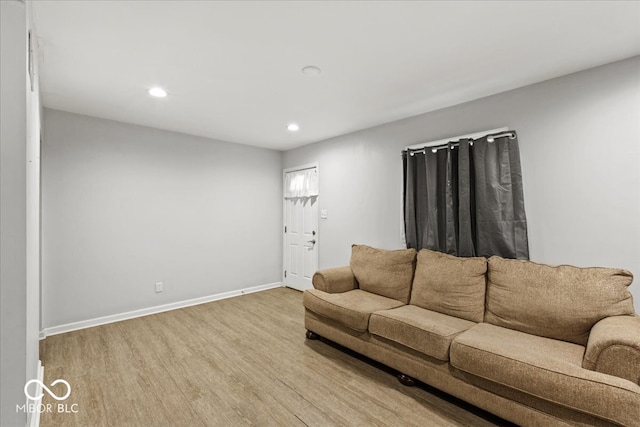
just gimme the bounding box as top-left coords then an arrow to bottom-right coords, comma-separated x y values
282,162 -> 319,288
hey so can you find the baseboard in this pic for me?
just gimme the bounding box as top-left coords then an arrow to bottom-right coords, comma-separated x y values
40,282 -> 283,338
27,360 -> 44,427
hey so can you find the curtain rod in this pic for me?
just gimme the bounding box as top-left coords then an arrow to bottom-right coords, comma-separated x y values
405,127 -> 508,150
404,131 -> 516,156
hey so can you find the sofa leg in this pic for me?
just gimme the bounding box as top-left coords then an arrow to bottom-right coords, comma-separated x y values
397,373 -> 416,387
306,330 -> 320,340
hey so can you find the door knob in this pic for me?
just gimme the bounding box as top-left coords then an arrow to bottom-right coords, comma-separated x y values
307,239 -> 316,244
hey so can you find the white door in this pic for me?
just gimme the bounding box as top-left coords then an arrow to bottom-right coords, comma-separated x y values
283,167 -> 319,291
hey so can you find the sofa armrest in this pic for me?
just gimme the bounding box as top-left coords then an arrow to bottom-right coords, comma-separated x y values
312,267 -> 357,293
583,315 -> 640,385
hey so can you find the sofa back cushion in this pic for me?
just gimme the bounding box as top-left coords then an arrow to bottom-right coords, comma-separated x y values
410,249 -> 487,322
485,256 -> 634,345
350,245 -> 417,303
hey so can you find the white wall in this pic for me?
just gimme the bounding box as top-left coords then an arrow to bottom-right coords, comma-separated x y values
1,1 -> 28,425
42,110 -> 283,329
283,57 -> 640,312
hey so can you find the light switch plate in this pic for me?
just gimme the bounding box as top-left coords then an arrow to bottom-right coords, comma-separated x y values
320,209 -> 328,219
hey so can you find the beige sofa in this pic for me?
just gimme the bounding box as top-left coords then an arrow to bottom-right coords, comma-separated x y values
302,245 -> 640,427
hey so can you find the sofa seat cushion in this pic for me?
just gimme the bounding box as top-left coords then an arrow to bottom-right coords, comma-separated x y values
450,323 -> 640,426
303,289 -> 404,332
369,305 -> 476,361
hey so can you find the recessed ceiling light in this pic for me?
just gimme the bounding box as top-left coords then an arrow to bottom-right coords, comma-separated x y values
149,87 -> 167,98
287,123 -> 300,132
301,65 -> 321,76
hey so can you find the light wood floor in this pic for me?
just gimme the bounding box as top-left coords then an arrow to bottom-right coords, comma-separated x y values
40,287 -> 512,427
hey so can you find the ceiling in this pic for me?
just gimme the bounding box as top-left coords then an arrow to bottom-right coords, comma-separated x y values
31,1 -> 640,151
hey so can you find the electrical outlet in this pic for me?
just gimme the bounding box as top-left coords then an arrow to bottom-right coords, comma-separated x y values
155,282 -> 164,293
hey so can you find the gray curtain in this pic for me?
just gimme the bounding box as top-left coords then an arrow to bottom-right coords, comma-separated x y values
403,132 -> 529,259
